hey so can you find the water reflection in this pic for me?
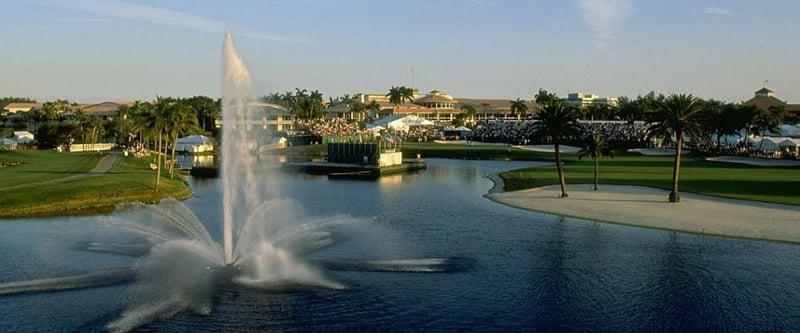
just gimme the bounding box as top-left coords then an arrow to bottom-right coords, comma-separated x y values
176,154 -> 215,168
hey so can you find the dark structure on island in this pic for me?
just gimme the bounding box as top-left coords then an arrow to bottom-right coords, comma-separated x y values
283,142 -> 426,179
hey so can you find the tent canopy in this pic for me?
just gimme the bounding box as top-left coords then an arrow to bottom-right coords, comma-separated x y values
177,135 -> 213,144
369,115 -> 434,132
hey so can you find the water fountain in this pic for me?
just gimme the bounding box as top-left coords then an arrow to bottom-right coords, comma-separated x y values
0,30 -> 451,332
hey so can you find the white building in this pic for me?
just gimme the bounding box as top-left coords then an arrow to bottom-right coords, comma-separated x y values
565,92 -> 618,108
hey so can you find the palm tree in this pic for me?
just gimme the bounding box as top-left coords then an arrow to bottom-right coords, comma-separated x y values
480,103 -> 491,122
509,98 -> 528,120
645,94 -> 710,203
183,95 -> 218,134
348,101 -> 366,121
751,109 -> 781,151
165,101 -> 199,178
132,97 -> 174,191
366,100 -> 382,120
460,104 -> 477,125
386,86 -> 414,113
578,133 -> 614,190
531,94 -> 583,197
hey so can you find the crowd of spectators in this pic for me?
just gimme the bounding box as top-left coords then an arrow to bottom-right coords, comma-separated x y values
299,118 -> 797,160
302,119 -> 651,147
405,126 -> 443,142
471,120 -> 649,146
307,118 -> 365,138
581,121 -> 649,147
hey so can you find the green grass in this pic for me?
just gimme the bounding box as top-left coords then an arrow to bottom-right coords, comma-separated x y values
0,150 -> 102,187
276,141 -> 800,205
0,150 -> 192,218
500,150 -> 800,205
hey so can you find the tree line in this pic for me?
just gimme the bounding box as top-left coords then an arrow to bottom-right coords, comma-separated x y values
529,88 -> 797,203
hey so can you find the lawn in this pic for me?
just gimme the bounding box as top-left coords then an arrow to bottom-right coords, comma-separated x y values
0,150 -> 102,187
500,150 -> 800,206
0,150 -> 192,218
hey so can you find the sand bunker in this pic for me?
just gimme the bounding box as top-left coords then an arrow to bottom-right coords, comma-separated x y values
486,183 -> 800,244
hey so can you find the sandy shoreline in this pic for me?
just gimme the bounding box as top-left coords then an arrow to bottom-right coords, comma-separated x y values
485,177 -> 800,244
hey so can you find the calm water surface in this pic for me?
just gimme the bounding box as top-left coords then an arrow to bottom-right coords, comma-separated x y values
1,158 -> 798,332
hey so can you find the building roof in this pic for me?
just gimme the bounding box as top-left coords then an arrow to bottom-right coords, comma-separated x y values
755,87 -> 774,94
82,102 -> 125,113
416,93 -> 456,104
456,98 -> 538,111
743,96 -> 786,109
3,102 -> 42,111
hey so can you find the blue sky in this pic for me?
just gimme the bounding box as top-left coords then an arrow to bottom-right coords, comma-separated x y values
2,0 -> 799,104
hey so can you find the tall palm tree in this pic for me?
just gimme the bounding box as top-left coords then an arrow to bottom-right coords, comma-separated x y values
480,102 -> 491,122
645,94 -> 710,203
578,133 -> 614,190
129,101 -> 163,190
460,104 -> 477,125
348,101 -> 367,121
140,96 -> 175,191
531,96 -> 583,197
159,100 -> 197,177
386,86 -> 414,113
509,98 -> 528,119
751,109 -> 781,151
367,100 -> 382,120
183,95 -> 218,134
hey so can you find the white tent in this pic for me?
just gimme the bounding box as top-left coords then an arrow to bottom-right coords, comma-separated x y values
13,131 -> 34,144
752,137 -> 782,151
454,126 -> 472,132
1,138 -> 17,150
370,115 -> 434,132
778,138 -> 800,149
366,125 -> 385,136
176,135 -> 215,153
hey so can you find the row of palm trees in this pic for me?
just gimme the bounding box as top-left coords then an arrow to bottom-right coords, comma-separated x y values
533,89 -> 733,203
122,97 -> 200,191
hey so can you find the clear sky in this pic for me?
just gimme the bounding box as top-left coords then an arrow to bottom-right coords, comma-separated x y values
2,0 -> 799,104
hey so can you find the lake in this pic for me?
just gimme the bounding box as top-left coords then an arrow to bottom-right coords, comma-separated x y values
1,158 -> 798,332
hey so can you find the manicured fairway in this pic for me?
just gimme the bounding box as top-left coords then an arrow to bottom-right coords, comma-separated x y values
0,150 -> 192,217
500,150 -> 800,205
395,142 -> 800,205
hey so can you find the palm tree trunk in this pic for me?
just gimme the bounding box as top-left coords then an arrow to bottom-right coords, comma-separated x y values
155,132 -> 162,192
169,133 -> 178,178
554,143 -> 568,197
593,156 -> 599,190
669,136 -> 682,202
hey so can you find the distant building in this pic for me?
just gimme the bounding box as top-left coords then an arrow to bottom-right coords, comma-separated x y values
565,92 -> 618,108
2,102 -> 42,114
742,87 -> 800,116
338,88 -> 537,124
79,101 -> 135,121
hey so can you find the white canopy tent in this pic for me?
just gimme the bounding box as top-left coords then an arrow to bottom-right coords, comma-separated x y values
176,135 -> 215,153
13,131 -> 34,144
369,115 -> 434,133
751,137 -> 781,151
767,124 -> 800,137
1,138 -> 17,150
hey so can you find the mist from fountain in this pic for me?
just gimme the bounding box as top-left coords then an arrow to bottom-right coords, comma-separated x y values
102,30 -> 352,332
